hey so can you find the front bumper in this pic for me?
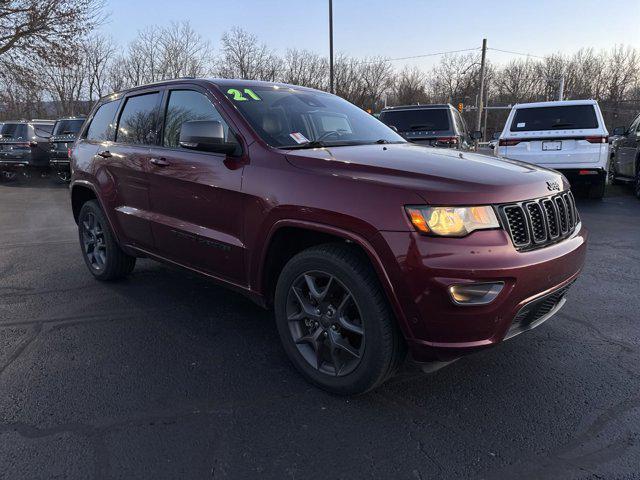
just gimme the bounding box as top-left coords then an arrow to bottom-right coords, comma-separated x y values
374,223 -> 588,362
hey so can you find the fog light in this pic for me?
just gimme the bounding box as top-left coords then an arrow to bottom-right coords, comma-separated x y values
448,282 -> 504,305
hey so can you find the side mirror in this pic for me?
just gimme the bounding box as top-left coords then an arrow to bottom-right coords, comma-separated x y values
613,126 -> 626,136
471,130 -> 482,140
388,125 -> 399,133
179,120 -> 238,155
492,132 -> 500,140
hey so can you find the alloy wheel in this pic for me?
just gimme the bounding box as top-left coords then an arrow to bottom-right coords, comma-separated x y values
286,271 -> 365,377
81,212 -> 107,270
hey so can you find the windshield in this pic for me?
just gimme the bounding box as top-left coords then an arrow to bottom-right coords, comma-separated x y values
222,85 -> 405,148
53,119 -> 84,136
380,109 -> 451,132
0,123 -> 28,139
510,105 -> 598,131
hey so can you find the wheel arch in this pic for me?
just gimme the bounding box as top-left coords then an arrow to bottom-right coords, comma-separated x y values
70,180 -> 126,249
257,220 -> 410,337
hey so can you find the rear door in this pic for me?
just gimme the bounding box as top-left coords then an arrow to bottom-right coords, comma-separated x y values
501,104 -> 605,166
106,89 -> 163,250
147,86 -> 246,283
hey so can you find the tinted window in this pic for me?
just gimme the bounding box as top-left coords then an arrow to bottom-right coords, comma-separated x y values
34,123 -> 53,134
510,105 -> 598,132
223,85 -> 404,148
53,119 -> 85,135
117,93 -> 161,145
87,100 -> 121,141
380,109 -> 451,132
163,90 -> 233,148
0,123 -> 28,139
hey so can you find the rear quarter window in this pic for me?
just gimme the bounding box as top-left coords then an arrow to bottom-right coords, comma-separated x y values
86,99 -> 121,141
510,105 -> 599,132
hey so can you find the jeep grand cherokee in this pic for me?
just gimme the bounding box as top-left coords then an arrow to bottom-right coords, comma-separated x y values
70,79 -> 587,395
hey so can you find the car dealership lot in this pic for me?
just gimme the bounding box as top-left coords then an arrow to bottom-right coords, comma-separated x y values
0,179 -> 639,479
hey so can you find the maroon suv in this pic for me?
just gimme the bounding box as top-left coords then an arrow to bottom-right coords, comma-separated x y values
70,79 -> 587,394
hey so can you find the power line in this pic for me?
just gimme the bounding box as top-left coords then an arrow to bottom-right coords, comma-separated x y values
387,47 -> 480,62
488,47 -> 544,59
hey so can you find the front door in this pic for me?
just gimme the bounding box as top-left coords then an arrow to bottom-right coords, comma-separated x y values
146,88 -> 246,284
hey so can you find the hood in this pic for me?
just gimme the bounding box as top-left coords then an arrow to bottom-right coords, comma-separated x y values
285,143 -> 567,205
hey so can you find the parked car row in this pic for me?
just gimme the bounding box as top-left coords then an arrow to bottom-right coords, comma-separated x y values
380,98 -> 639,200
0,116 -> 85,181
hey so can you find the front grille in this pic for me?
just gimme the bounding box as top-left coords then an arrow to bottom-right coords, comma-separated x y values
508,281 -> 575,338
500,191 -> 579,251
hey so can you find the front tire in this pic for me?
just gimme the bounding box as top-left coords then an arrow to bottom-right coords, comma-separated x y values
274,243 -> 405,395
635,166 -> 640,199
77,200 -> 136,281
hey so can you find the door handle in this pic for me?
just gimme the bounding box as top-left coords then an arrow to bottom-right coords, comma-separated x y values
97,150 -> 112,158
150,157 -> 169,167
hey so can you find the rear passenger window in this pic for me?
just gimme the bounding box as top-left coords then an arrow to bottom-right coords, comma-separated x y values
117,93 -> 161,145
86,100 -> 121,141
163,90 -> 232,148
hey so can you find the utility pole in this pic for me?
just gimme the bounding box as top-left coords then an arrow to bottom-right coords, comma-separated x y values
558,76 -> 564,101
329,0 -> 334,93
476,38 -> 487,134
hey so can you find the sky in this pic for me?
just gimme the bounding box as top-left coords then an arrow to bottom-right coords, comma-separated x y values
104,0 -> 640,69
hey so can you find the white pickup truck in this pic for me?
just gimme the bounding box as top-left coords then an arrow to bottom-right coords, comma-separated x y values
497,100 -> 609,199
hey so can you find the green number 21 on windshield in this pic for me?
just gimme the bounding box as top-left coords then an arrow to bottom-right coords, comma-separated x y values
227,88 -> 261,101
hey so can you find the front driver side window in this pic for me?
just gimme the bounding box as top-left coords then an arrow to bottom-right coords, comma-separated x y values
163,90 -> 234,149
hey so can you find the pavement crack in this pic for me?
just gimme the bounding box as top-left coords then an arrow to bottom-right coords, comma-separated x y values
0,323 -> 42,375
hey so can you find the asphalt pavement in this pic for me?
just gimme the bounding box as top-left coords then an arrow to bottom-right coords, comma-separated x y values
0,176 -> 639,479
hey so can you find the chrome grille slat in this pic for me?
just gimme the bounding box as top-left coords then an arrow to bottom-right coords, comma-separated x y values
501,191 -> 580,251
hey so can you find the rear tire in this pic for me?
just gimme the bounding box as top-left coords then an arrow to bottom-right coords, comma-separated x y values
274,243 -> 405,395
78,200 -> 136,281
588,177 -> 606,199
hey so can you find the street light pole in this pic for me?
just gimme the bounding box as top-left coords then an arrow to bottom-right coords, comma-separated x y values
476,38 -> 487,134
329,0 -> 334,93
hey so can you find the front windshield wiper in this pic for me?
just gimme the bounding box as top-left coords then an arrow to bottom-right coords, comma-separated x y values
282,140 -> 329,150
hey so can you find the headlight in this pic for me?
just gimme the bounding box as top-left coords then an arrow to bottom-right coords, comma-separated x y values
405,205 -> 500,237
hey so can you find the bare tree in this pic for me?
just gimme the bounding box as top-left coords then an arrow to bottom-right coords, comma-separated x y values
390,66 -> 430,105
159,21 -> 213,79
84,34 -> 116,101
0,0 -> 104,63
281,49 -> 328,89
215,26 -> 281,81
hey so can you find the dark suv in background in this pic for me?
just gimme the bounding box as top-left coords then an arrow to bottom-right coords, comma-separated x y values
49,116 -> 86,181
379,104 -> 480,150
70,78 -> 586,394
611,113 -> 640,198
0,119 -> 54,179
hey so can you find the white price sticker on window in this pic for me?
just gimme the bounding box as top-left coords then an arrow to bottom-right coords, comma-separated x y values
289,132 -> 309,144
